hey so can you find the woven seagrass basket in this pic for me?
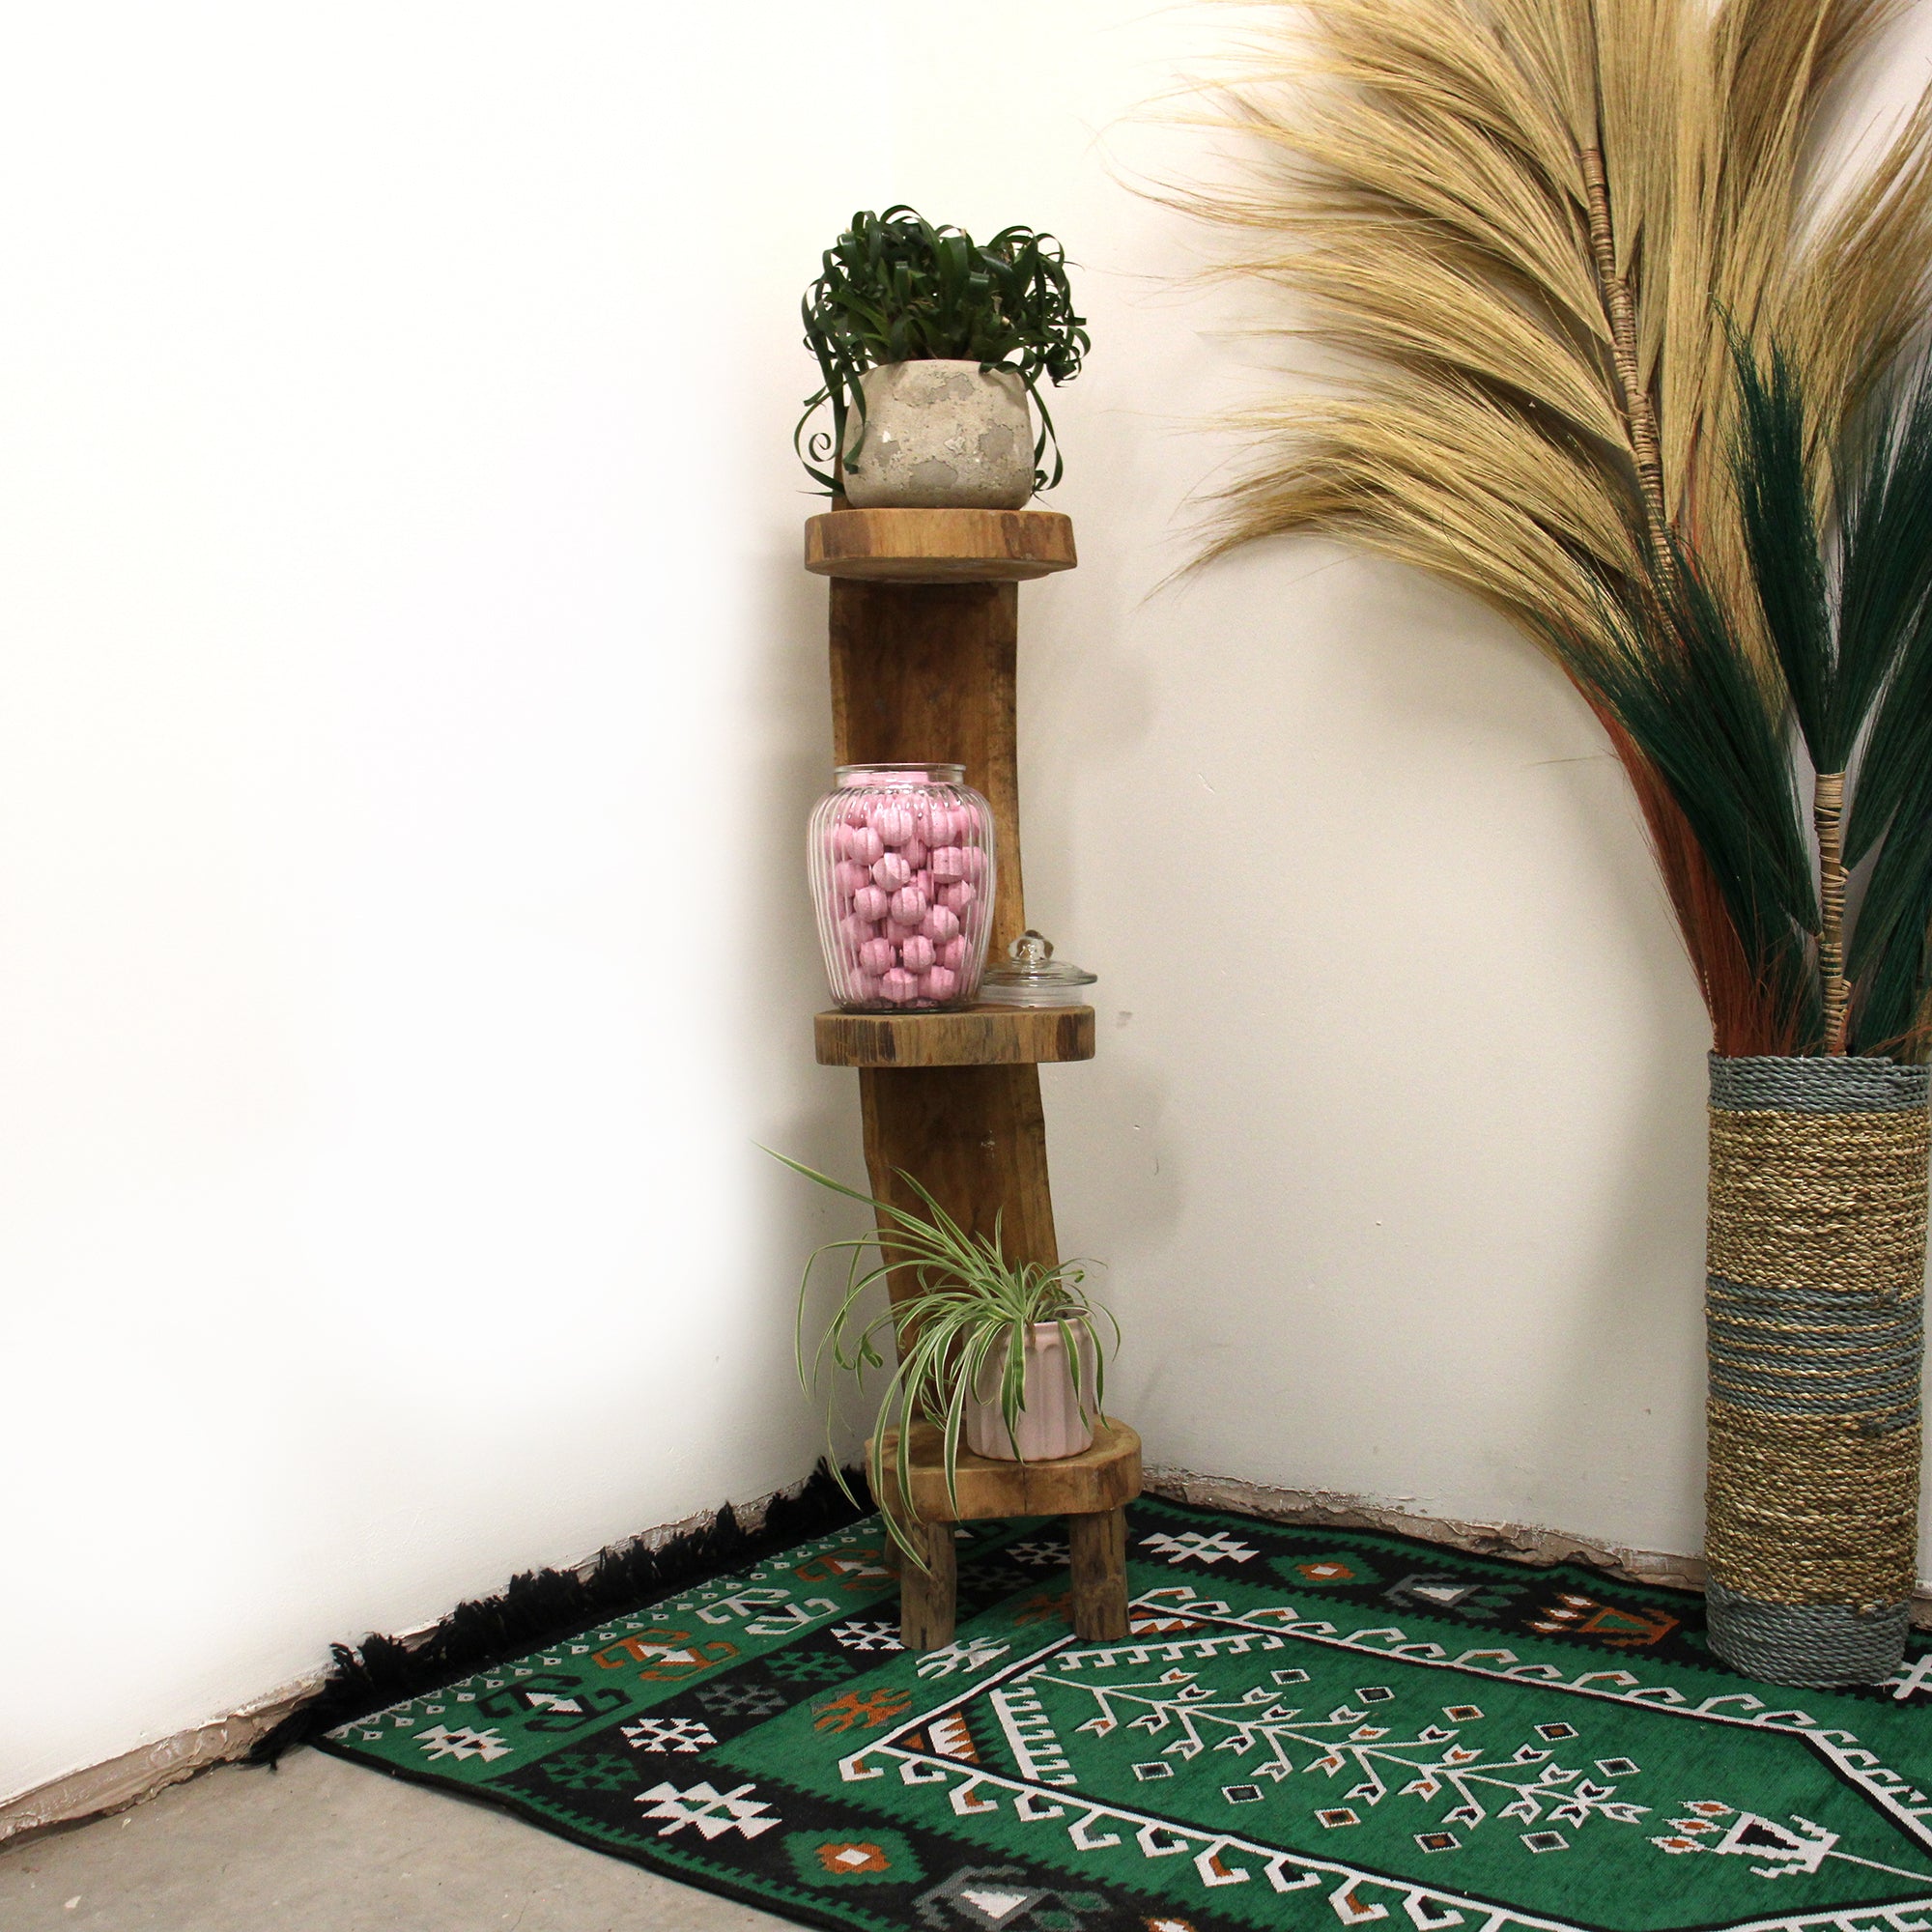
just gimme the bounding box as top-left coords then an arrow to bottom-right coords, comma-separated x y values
1704,1055 -> 1930,1686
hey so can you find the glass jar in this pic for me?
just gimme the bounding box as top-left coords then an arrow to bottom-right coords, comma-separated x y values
809,762 -> 996,1009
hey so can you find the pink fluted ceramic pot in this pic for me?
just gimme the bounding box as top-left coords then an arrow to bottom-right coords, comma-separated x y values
964,1321 -> 1099,1461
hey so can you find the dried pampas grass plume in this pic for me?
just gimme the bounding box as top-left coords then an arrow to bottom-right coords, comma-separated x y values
1174,0 -> 1932,1056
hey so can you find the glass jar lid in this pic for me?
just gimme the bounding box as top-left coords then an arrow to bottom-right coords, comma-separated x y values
835,761 -> 964,787
979,929 -> 1097,1008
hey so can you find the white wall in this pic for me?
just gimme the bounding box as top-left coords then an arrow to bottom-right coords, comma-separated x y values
0,0 -> 892,1804
4,0 -> 1929,1805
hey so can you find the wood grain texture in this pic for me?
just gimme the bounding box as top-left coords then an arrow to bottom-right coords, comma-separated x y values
830,579 -> 1027,955
1068,1507 -> 1130,1641
861,1065 -> 1059,1293
829,570 -> 1075,1301
894,1518 -> 957,1650
868,1420 -> 1143,1522
816,1005 -> 1094,1067
807,507 -> 1076,582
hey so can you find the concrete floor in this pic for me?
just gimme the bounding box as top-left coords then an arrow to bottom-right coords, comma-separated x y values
0,1747 -> 791,1931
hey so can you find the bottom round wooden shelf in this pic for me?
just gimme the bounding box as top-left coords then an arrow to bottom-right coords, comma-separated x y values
868,1418 -> 1142,1521
815,1003 -> 1095,1067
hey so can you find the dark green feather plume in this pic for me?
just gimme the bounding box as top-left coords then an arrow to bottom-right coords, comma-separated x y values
1724,343 -> 1932,1059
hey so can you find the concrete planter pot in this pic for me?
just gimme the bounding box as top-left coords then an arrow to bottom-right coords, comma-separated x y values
840,359 -> 1034,510
964,1320 -> 1099,1462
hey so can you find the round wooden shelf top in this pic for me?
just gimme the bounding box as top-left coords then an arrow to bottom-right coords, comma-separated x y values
816,1004 -> 1094,1068
869,1418 -> 1142,1522
805,507 -> 1076,582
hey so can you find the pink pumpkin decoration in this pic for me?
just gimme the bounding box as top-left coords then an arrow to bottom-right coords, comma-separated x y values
900,934 -> 936,974
870,851 -> 912,892
841,823 -> 884,867
929,846 -> 965,884
859,936 -> 896,976
940,936 -> 967,971
920,966 -> 958,1002
879,967 -> 920,1005
834,860 -> 871,896
871,803 -> 916,847
890,886 -> 928,926
937,880 -> 976,914
852,885 -> 890,923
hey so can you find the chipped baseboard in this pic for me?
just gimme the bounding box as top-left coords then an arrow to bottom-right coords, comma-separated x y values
1142,1464 -> 1706,1588
0,1475 -> 810,1845
12,1462 -> 1928,1846
1143,1463 -> 1932,1629
0,1680 -> 319,1846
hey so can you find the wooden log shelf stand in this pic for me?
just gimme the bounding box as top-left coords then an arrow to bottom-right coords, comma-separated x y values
805,504 -> 1133,1649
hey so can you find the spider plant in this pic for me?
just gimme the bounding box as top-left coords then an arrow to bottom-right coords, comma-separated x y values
795,205 -> 1089,497
766,1149 -> 1115,1566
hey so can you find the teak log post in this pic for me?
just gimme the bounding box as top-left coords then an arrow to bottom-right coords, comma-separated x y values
812,509 -> 1132,1653
828,578 -> 1060,1295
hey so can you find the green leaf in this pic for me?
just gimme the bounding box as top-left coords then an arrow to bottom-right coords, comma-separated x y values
767,1145 -> 1114,1557
1730,340 -> 1836,768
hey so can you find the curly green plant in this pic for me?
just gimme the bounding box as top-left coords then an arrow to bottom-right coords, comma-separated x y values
795,205 -> 1089,497
767,1149 -> 1115,1566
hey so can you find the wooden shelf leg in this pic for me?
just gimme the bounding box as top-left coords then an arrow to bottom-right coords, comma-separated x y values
1067,1508 -> 1130,1642
896,1520 -> 957,1651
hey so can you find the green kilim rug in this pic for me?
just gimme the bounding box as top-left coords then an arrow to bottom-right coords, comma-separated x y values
316,1492 -> 1932,1932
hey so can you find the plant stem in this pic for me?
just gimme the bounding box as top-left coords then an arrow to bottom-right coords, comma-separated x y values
1815,769 -> 1851,1053
1580,144 -> 1673,582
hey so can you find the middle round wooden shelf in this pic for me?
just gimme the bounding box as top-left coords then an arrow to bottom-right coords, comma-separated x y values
815,1004 -> 1095,1068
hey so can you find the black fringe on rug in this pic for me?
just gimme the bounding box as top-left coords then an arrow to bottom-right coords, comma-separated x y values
249,1461 -> 869,1764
